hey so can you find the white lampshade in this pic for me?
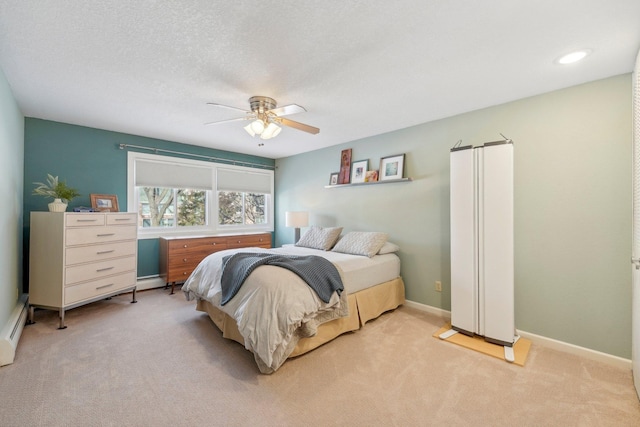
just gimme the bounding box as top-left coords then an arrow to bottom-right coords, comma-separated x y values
250,119 -> 265,134
243,123 -> 256,137
260,122 -> 281,140
285,211 -> 309,228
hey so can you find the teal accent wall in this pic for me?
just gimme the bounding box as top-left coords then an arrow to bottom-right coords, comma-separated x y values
275,74 -> 632,359
0,67 -> 24,331
23,118 -> 275,282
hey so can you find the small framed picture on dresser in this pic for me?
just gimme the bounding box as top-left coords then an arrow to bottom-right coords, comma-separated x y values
90,194 -> 119,212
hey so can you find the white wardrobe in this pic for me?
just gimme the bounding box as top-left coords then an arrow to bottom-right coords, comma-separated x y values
448,140 -> 516,357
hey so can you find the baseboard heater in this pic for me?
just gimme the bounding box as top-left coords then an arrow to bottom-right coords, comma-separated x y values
0,294 -> 29,366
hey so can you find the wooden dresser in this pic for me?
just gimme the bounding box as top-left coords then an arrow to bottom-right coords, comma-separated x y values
159,232 -> 272,294
29,212 -> 138,329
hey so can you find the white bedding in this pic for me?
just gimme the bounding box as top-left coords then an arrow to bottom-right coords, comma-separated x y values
182,245 -> 400,373
276,245 -> 400,293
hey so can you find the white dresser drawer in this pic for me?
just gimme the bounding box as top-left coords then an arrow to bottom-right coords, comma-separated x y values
66,225 -> 137,246
106,213 -> 136,226
65,213 -> 105,227
66,241 -> 137,266
65,255 -> 136,285
64,271 -> 136,305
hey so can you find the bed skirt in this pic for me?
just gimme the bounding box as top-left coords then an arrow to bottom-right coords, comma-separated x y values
195,276 -> 405,358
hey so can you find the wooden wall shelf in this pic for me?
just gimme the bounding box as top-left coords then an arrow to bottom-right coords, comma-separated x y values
324,177 -> 412,188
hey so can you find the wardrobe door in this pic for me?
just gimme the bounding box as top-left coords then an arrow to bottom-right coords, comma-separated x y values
481,142 -> 515,345
450,147 -> 478,335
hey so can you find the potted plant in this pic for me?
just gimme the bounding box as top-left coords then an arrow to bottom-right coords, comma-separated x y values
32,174 -> 81,212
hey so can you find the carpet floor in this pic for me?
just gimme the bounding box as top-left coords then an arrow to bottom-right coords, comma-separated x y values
1,288 -> 639,426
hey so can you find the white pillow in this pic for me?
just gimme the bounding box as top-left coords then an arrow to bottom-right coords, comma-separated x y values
331,231 -> 388,257
296,226 -> 343,251
378,241 -> 400,254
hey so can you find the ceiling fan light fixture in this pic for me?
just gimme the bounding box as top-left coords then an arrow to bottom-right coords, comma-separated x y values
250,119 -> 265,134
260,122 -> 281,140
243,123 -> 256,137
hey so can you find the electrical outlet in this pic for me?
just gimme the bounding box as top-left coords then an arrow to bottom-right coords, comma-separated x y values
435,281 -> 442,292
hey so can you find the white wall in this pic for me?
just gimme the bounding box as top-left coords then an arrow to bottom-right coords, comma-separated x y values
0,67 -> 24,331
275,74 -> 632,359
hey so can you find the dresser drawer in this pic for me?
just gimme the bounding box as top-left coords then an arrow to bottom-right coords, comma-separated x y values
106,213 -> 137,226
65,255 -> 137,285
64,271 -> 136,305
66,241 -> 137,266
168,236 -> 228,254
66,225 -> 137,246
65,213 -> 105,227
226,233 -> 271,249
166,261 -> 202,283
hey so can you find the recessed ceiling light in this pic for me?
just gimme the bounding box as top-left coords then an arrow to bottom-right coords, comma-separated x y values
555,49 -> 592,65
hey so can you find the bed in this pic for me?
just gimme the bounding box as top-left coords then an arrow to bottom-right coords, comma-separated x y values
182,228 -> 405,374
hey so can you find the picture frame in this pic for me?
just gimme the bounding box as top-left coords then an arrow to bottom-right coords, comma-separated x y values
379,154 -> 405,181
90,194 -> 119,212
365,170 -> 379,182
329,172 -> 339,185
338,148 -> 352,184
350,159 -> 368,184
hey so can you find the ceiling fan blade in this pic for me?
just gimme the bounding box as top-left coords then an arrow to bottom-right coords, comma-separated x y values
204,116 -> 251,126
275,117 -> 320,135
206,102 -> 251,114
269,104 -> 306,116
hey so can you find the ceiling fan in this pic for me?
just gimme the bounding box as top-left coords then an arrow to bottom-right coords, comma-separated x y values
205,96 -> 320,140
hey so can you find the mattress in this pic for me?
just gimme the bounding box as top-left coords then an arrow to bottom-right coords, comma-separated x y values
272,244 -> 401,293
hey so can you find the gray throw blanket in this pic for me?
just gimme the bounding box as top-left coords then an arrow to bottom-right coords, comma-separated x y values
220,252 -> 343,306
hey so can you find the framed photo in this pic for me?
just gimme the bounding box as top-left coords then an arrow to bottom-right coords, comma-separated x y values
350,159 -> 368,184
90,194 -> 119,212
329,172 -> 339,185
365,170 -> 379,182
379,154 -> 405,181
338,148 -> 352,184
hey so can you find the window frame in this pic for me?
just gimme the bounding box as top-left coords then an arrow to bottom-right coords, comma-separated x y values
127,152 -> 274,239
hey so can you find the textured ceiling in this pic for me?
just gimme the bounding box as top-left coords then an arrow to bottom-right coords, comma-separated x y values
1,1 -> 639,159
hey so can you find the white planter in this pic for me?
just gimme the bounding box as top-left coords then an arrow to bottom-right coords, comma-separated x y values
48,198 -> 68,212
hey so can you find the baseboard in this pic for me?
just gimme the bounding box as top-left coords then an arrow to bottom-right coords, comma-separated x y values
404,299 -> 452,320
516,329 -> 632,371
404,299 -> 632,370
0,294 -> 29,367
135,276 -> 167,292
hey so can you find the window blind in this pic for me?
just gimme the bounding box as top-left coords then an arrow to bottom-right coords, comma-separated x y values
216,168 -> 272,193
135,160 -> 213,190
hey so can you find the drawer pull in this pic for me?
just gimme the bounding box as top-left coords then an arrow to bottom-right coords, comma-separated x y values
114,218 -> 131,221
96,283 -> 114,290
183,258 -> 187,262
97,250 -> 115,255
212,242 -> 216,245
97,233 -> 116,237
77,219 -> 99,222
183,244 -> 188,248
237,240 -> 241,243
182,272 -> 188,275
96,266 -> 114,272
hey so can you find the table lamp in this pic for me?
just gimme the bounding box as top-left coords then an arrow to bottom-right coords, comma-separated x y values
285,211 -> 309,243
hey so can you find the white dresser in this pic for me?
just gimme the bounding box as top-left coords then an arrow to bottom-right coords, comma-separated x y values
29,212 -> 138,329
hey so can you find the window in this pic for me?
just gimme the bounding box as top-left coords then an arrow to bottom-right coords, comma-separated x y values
128,152 -> 273,238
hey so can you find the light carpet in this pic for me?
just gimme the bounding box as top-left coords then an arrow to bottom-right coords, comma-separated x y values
434,323 -> 532,366
0,288 -> 638,426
